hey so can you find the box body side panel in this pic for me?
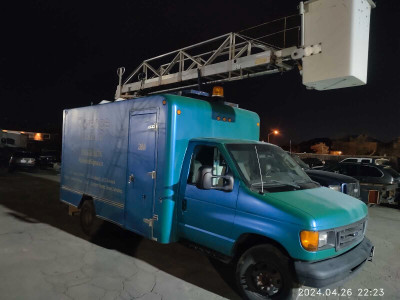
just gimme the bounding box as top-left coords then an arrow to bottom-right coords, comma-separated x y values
60,96 -> 166,227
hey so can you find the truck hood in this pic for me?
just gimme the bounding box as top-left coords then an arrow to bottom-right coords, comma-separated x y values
266,187 -> 367,230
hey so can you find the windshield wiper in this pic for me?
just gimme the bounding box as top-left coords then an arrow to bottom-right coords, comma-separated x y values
251,180 -> 300,189
268,180 -> 300,189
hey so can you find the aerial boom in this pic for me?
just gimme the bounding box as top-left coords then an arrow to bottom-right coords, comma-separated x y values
116,0 -> 375,99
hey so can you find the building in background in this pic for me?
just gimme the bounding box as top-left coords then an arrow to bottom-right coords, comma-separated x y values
0,129 -> 57,150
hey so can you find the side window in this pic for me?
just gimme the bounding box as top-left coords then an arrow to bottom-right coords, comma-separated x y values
360,166 -> 383,178
343,158 -> 357,163
187,145 -> 229,186
6,138 -> 15,145
340,164 -> 358,176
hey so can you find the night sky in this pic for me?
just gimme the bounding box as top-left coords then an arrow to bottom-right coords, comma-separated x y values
1,0 -> 399,144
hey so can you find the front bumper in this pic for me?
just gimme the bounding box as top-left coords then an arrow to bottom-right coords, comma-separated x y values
12,163 -> 37,170
294,237 -> 374,288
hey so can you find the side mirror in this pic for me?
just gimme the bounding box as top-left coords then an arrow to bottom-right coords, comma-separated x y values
196,166 -> 234,192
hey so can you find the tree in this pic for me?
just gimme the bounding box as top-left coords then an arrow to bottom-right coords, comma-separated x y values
311,142 -> 329,154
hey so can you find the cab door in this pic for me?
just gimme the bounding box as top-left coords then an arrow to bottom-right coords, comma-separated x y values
178,143 -> 238,255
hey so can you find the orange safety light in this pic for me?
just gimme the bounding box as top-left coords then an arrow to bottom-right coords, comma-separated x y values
177,109 -> 181,115
300,231 -> 319,251
212,86 -> 224,97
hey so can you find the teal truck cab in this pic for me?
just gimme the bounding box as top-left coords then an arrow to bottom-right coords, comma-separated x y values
61,94 -> 374,299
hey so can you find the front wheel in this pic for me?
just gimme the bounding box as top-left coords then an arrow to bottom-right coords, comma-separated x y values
236,244 -> 294,300
80,200 -> 103,236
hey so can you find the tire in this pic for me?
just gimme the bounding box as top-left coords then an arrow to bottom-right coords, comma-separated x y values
80,200 -> 103,236
236,244 -> 294,300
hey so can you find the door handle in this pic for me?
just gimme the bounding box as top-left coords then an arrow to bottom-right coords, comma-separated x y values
182,198 -> 187,211
128,174 -> 135,183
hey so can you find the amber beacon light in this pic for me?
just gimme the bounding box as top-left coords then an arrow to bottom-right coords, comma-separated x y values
212,86 -> 224,97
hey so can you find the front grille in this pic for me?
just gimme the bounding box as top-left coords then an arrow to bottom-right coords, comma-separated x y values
343,182 -> 360,198
336,219 -> 365,251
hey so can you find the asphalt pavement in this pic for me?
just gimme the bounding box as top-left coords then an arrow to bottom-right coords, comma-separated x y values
0,168 -> 399,299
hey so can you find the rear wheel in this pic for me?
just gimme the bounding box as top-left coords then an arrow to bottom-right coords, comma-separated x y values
80,200 -> 103,236
236,244 -> 294,300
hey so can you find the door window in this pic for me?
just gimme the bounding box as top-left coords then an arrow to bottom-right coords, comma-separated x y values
361,159 -> 371,163
360,166 -> 383,178
187,145 -> 229,186
343,158 -> 357,163
340,164 -> 358,176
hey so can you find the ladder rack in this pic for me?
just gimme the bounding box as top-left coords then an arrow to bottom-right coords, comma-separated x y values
116,14 -> 301,98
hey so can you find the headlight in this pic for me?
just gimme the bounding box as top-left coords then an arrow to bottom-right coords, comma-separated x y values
300,230 -> 336,252
328,185 -> 341,192
318,231 -> 328,247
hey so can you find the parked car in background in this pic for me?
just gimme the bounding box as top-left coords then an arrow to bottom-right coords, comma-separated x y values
8,151 -> 38,172
341,157 -> 391,166
324,162 -> 400,206
301,157 -> 324,168
0,147 -> 24,168
290,154 -> 361,199
38,149 -> 60,169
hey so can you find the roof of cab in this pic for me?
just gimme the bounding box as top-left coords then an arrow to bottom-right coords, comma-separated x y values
189,137 -> 278,147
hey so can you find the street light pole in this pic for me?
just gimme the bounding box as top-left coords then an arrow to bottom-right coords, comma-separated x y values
267,130 -> 279,143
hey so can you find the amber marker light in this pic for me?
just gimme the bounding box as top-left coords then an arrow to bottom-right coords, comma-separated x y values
257,123 -> 260,127
300,231 -> 319,252
222,117 -> 226,122
177,109 -> 181,115
217,116 -> 221,121
162,100 -> 167,105
212,86 -> 224,97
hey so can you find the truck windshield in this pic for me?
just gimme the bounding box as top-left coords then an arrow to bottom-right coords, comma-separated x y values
290,153 -> 310,170
227,144 -> 317,193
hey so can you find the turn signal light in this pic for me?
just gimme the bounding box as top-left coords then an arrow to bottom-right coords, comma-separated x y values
300,231 -> 319,252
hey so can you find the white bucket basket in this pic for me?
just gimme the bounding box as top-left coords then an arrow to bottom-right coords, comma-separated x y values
302,0 -> 375,90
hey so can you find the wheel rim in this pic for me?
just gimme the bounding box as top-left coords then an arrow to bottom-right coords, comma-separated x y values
244,262 -> 283,297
